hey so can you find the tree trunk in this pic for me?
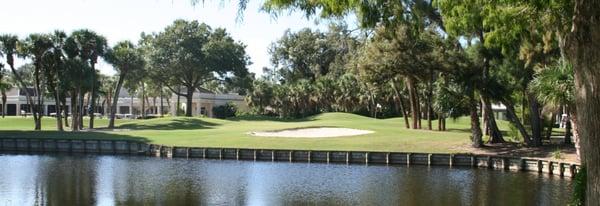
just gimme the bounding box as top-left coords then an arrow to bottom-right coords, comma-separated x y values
53,91 -> 63,132
571,111 -> 581,161
89,64 -> 97,129
478,30 -> 492,139
565,112 -> 573,145
482,97 -> 504,143
438,113 -> 443,131
71,90 -> 78,131
152,97 -> 157,115
185,87 -> 194,117
141,83 -> 146,119
427,70 -> 433,130
176,86 -> 181,116
370,91 -> 376,118
62,98 -> 69,128
399,95 -> 410,129
482,100 -> 488,135
405,77 -> 418,129
528,94 -> 543,146
416,89 -> 422,129
442,115 -> 446,131
502,99 -> 532,145
545,112 -> 556,141
108,75 -> 125,129
522,90 -> 527,123
566,0 -> 600,202
470,92 -> 483,148
1,92 -> 6,118
78,90 -> 84,130
106,91 -> 111,117
130,95 -> 134,116
8,61 -> 38,130
33,60 -> 43,131
391,79 -> 410,128
160,87 -> 164,117
426,92 -> 432,130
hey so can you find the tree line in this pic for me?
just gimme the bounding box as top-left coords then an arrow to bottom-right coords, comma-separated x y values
246,22 -> 575,151
0,19 -> 251,131
255,0 -> 599,204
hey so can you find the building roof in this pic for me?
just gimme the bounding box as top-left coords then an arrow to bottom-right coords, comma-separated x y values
118,87 -> 216,98
178,87 -> 215,94
491,104 -> 507,110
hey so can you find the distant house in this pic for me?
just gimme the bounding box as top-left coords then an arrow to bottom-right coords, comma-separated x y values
491,103 -> 507,120
0,87 -> 247,118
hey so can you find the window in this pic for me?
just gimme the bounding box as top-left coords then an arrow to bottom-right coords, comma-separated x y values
119,106 -> 130,114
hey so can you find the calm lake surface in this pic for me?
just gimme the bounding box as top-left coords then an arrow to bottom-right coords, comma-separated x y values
0,154 -> 572,206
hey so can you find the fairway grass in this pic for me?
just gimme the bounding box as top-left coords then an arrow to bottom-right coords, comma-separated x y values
0,113 -> 509,153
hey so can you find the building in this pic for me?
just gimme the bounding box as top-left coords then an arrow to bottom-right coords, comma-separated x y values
0,87 -> 248,118
491,103 -> 508,120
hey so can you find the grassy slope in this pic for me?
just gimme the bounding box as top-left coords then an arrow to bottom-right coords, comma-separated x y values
0,113 -> 510,153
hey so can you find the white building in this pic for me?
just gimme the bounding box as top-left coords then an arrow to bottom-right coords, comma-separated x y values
0,87 -> 248,118
491,103 -> 507,120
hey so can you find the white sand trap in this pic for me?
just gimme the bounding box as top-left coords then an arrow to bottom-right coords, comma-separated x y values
250,127 -> 374,138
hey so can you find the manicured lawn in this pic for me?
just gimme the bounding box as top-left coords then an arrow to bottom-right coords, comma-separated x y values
0,113 -> 512,153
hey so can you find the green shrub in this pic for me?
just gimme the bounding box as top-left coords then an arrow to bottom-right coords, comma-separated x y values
176,108 -> 185,116
570,166 -> 586,206
507,124 -> 523,142
213,102 -> 237,119
552,149 -> 563,160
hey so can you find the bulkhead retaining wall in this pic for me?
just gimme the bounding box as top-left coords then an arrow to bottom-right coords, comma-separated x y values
0,138 -> 581,178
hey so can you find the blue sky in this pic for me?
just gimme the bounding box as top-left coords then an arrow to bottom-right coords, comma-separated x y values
0,0 -> 344,76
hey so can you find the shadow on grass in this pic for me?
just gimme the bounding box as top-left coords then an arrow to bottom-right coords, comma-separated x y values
445,128 -> 511,137
228,114 -> 316,123
445,128 -> 472,133
0,130 -> 150,142
255,126 -> 340,132
476,142 -> 576,160
117,118 -> 220,130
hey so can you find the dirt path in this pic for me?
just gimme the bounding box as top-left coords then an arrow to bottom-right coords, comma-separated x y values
454,142 -> 579,163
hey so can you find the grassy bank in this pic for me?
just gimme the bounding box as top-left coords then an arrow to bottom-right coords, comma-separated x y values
0,113 -> 510,153
0,113 -> 576,162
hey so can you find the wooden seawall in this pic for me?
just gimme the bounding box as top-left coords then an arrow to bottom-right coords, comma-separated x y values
0,138 -> 581,178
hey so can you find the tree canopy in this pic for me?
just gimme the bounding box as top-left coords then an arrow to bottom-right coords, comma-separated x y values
147,19 -> 250,116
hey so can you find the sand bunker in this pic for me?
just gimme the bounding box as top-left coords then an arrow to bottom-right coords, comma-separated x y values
250,127 -> 374,138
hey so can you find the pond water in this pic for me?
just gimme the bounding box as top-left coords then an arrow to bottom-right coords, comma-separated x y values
0,154 -> 572,206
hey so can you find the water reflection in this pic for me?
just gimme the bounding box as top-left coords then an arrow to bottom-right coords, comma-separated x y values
0,154 -> 572,206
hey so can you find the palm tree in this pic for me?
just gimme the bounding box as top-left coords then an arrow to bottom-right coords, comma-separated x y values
0,70 -> 12,118
104,41 -> 144,128
98,74 -> 116,118
390,77 -> 411,128
0,34 -> 39,129
61,56 -> 91,131
0,63 -> 5,117
314,76 -> 336,112
20,33 -> 55,130
334,73 -> 361,113
65,29 -> 107,129
42,31 -> 68,131
530,60 -> 578,157
246,79 -> 274,115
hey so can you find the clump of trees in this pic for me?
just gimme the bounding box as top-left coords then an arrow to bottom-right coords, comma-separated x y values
251,0 -> 580,149
0,19 -> 251,130
212,102 -> 237,119
104,41 -> 145,128
259,0 -> 599,203
145,20 -> 251,117
247,25 -> 391,118
0,31 -> 105,131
